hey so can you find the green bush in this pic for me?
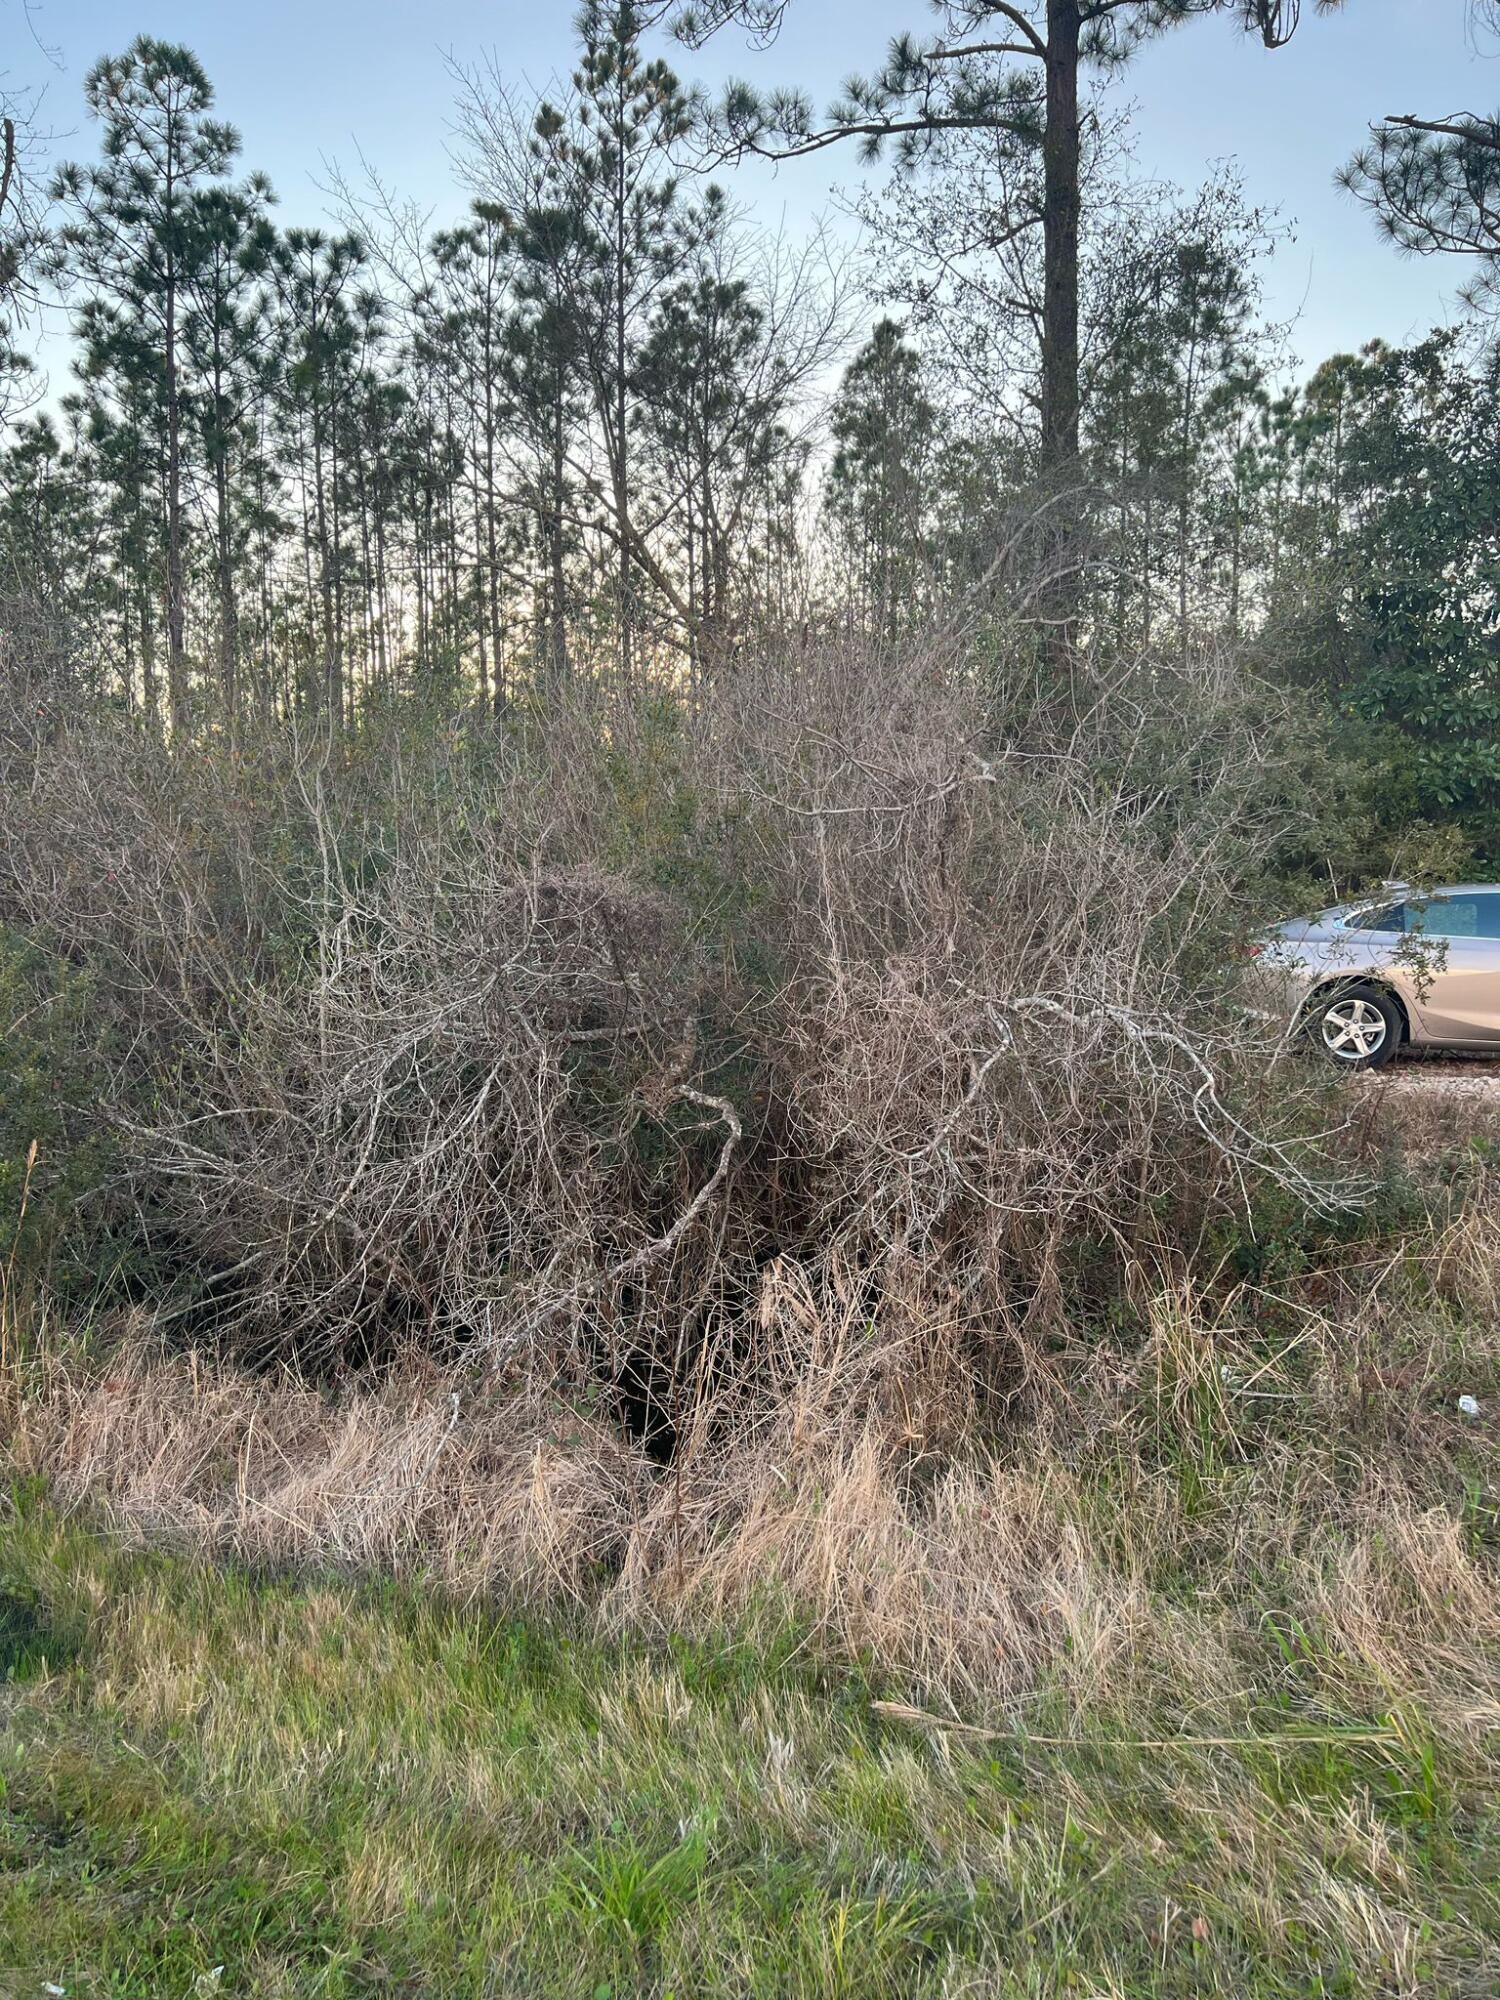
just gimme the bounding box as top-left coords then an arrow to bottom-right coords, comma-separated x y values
0,925 -> 126,1296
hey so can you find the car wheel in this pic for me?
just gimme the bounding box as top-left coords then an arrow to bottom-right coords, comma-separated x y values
1310,982 -> 1402,1070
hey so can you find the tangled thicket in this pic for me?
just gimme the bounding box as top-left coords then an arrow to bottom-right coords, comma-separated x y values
2,620 -> 1361,1423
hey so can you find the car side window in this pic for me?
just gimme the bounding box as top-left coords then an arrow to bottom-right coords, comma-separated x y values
1407,897 -> 1467,936
1345,904 -> 1402,933
1405,895 -> 1497,939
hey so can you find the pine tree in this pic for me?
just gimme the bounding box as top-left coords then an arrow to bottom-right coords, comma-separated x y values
52,39 -> 240,733
1,67 -> 49,425
1088,181 -> 1274,653
1341,4 -> 1500,318
506,242 -> 586,690
665,1 -> 1342,643
540,1 -> 694,682
636,191 -> 801,673
274,228 -> 368,724
423,204 -> 518,710
181,177 -> 278,727
826,320 -> 936,638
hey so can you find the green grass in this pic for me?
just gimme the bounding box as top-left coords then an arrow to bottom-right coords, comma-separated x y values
0,1495 -> 1496,1998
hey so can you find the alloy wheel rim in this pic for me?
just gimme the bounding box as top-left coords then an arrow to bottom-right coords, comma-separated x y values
1321,996 -> 1388,1061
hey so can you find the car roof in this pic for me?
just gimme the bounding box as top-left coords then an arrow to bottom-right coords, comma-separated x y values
1350,884 -> 1498,900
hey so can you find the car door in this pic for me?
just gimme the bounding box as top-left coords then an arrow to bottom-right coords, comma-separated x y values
1405,892 -> 1500,1045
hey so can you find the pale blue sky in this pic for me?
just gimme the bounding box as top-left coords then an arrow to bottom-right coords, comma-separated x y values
10,0 -> 1498,371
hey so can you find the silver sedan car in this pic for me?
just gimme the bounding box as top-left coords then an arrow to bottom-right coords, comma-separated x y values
1253,885 -> 1500,1069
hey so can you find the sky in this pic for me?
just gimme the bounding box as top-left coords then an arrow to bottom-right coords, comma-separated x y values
9,0 -> 1500,381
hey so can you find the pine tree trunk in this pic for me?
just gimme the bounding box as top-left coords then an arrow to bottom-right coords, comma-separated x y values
312,374 -> 340,728
484,377 -> 505,715
164,261 -> 189,734
548,402 -> 569,689
1041,2 -> 1081,474
216,453 -> 238,739
1041,0 -> 1083,649
140,587 -> 159,737
614,112 -> 632,693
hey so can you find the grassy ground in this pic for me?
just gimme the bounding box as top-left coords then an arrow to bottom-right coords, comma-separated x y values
1,1489 -> 1496,2000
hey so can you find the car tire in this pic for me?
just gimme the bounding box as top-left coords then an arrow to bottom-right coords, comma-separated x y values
1308,981 -> 1402,1071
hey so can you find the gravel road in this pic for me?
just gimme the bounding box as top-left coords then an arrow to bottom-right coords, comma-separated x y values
1366,1057 -> 1500,1097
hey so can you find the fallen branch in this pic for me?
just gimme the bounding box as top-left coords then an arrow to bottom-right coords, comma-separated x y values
872,1699 -> 1401,1754
606,1086 -> 743,1284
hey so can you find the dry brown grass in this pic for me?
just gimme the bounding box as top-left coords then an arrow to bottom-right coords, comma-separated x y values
7,1326 -> 648,1604
8,1135 -> 1498,1748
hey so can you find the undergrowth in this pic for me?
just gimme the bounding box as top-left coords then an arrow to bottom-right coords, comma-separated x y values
0,1492 -> 1496,2000
2,1112 -> 1499,1995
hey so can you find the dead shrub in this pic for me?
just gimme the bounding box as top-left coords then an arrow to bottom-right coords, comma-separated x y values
0,637 -> 1364,1410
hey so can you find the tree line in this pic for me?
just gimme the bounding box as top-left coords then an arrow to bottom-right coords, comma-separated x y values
1,12 -> 838,734
2,2 -> 1500,840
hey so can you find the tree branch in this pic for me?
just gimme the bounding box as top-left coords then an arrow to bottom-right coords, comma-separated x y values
943,3 -> 1046,59
927,40 -> 1046,65
729,109 -> 1039,160
0,117 -> 16,225
606,1087 -> 742,1284
1384,111 -> 1500,156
